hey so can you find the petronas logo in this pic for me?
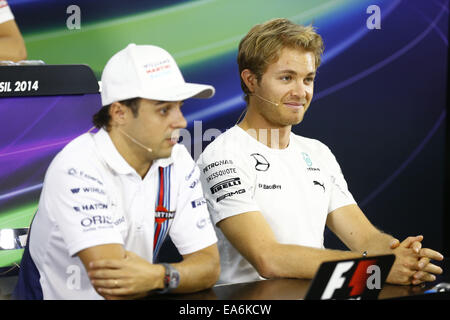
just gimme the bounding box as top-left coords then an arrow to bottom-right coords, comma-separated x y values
302,152 -> 312,167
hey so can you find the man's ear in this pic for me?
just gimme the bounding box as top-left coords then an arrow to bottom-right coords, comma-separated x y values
109,102 -> 128,126
241,69 -> 257,93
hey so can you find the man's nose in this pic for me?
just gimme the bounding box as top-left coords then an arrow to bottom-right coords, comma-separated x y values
293,81 -> 307,98
171,107 -> 187,129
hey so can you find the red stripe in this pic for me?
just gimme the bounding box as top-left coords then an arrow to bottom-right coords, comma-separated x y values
158,167 -> 164,207
349,259 -> 376,296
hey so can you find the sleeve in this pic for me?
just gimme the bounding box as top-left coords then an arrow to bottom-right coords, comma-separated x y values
196,142 -> 260,226
321,144 -> 357,213
168,147 -> 217,255
43,160 -> 124,257
0,1 -> 14,24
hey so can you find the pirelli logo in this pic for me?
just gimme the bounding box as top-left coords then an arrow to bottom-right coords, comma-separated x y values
210,177 -> 242,194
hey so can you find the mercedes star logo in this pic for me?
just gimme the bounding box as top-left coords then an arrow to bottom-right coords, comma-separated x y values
250,153 -> 270,172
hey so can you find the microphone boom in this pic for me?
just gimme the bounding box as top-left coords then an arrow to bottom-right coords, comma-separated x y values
252,93 -> 279,107
118,128 -> 153,152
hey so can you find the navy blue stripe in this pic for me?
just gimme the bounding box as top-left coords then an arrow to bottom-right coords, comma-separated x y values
12,213 -> 43,300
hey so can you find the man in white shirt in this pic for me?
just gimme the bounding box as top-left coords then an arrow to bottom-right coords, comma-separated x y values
14,43 -> 219,299
197,18 -> 444,286
0,0 -> 26,62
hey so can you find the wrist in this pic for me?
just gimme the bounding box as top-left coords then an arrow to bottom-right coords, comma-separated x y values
154,263 -> 180,294
150,263 -> 166,291
364,233 -> 398,255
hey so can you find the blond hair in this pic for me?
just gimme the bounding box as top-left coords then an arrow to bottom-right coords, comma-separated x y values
238,18 -> 324,103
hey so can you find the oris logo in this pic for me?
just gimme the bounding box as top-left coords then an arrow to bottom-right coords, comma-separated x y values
80,215 -> 112,227
250,153 -> 270,172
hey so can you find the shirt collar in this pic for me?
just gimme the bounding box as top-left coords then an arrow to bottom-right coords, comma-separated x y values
93,128 -> 174,176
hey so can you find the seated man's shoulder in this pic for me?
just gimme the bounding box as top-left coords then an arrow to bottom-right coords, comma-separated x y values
47,132 -> 102,178
199,126 -> 241,160
291,133 -> 332,154
171,142 -> 194,163
55,132 -> 95,159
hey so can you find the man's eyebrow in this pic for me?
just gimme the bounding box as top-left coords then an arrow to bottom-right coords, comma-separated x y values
276,69 -> 297,75
276,70 -> 316,76
155,100 -> 184,108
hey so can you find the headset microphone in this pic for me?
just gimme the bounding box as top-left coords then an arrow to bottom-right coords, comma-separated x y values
118,128 -> 153,153
252,93 -> 279,107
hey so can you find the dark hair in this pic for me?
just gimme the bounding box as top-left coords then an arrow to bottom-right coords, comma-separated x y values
92,98 -> 141,130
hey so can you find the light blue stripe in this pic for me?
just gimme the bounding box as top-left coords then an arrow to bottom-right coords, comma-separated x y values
0,184 -> 43,201
167,166 -> 171,210
163,167 -> 167,209
164,167 -> 168,209
154,220 -> 169,258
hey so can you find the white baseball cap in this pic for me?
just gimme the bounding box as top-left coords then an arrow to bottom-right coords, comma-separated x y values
100,43 -> 215,106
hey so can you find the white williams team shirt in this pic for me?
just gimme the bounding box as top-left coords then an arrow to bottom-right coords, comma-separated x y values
15,129 -> 217,300
0,1 -> 13,24
197,126 -> 356,284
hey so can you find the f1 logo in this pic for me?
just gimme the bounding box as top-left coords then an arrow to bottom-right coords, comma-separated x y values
321,260 -> 381,299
